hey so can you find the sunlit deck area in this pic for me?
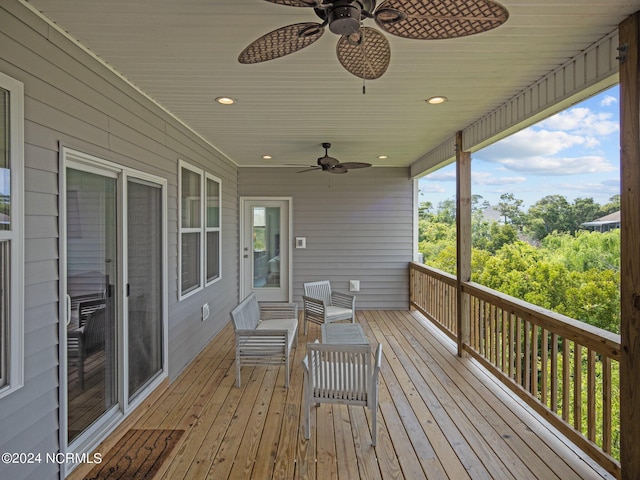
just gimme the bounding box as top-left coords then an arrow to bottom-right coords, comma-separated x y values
71,310 -> 615,480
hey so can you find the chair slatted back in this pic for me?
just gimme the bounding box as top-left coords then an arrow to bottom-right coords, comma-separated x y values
306,343 -> 372,406
230,293 -> 261,330
304,280 -> 332,305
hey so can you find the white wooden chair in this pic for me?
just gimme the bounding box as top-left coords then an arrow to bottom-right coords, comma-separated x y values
303,342 -> 383,446
302,280 -> 355,334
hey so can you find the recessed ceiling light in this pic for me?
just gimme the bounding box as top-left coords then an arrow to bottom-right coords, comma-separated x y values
377,155 -> 388,160
215,96 -> 235,105
262,155 -> 272,160
426,96 -> 448,105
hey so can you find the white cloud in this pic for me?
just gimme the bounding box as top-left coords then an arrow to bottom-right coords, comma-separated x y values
482,176 -> 527,186
420,183 -> 446,194
538,107 -> 618,136
423,170 -> 456,182
601,95 -> 617,107
476,104 -> 619,177
480,129 -> 593,160
497,155 -> 616,176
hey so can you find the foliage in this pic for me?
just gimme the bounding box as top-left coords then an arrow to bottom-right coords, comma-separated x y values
418,194 -> 621,334
418,192 -> 621,459
496,192 -> 525,227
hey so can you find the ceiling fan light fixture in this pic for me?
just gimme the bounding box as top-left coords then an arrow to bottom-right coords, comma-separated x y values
215,96 -> 235,105
427,96 -> 448,105
375,8 -> 406,25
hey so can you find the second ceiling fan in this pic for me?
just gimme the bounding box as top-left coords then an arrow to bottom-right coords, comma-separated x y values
297,143 -> 372,174
239,0 -> 509,80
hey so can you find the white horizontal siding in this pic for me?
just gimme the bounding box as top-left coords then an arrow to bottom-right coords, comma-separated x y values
0,2 -> 239,479
239,167 -> 414,310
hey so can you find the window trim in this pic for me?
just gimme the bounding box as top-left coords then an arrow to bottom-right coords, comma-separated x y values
205,173 -> 222,286
0,72 -> 24,399
178,161 -> 222,300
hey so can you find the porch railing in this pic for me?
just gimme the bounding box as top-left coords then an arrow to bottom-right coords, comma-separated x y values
409,262 -> 621,478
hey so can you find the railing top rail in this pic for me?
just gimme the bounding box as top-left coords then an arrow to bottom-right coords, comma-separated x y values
410,262 -> 456,285
463,280 -> 621,360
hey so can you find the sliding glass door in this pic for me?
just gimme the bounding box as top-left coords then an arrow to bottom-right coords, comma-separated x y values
65,167 -> 118,443
127,178 -> 163,400
62,149 -> 167,460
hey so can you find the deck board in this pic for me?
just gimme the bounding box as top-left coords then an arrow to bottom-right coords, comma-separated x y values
69,310 -> 616,480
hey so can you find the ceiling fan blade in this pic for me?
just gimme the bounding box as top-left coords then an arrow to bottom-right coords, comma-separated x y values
338,162 -> 372,169
374,0 -> 509,40
238,22 -> 325,64
329,167 -> 348,174
297,166 -> 322,173
336,27 -> 390,80
265,0 -> 323,6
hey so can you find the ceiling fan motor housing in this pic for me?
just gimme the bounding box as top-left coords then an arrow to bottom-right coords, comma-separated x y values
328,2 -> 362,36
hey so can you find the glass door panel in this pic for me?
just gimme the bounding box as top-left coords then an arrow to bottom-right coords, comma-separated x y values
66,168 -> 118,444
127,179 -> 163,400
252,206 -> 280,289
242,199 -> 289,302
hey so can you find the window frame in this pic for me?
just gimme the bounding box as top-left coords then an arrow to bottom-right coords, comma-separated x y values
178,161 -> 222,300
205,173 -> 222,286
0,72 -> 24,399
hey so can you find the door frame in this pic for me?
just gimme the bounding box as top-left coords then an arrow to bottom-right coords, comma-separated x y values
58,146 -> 169,476
239,197 -> 293,302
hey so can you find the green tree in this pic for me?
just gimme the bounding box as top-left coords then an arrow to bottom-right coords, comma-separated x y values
601,194 -> 620,215
436,198 -> 456,225
418,201 -> 434,220
526,194 -> 572,240
496,193 -> 524,228
572,197 -> 603,229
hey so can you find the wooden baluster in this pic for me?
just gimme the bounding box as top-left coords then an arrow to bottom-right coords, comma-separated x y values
541,328 -> 548,405
551,333 -> 558,413
562,338 -> 570,422
602,356 -> 612,454
574,343 -> 583,432
587,348 -> 596,442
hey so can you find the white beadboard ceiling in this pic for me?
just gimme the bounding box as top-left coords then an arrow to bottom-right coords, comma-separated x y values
25,0 -> 640,172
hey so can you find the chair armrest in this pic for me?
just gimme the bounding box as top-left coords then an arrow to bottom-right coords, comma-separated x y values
235,329 -> 290,351
259,302 -> 298,321
331,291 -> 356,310
302,295 -> 327,318
235,328 -> 288,338
373,343 -> 383,375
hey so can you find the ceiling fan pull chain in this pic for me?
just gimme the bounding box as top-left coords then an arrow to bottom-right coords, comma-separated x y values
363,78 -> 366,95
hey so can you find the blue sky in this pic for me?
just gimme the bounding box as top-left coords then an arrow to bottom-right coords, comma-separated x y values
419,85 -> 620,210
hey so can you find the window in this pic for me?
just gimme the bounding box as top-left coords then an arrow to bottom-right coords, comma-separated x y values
178,161 -> 222,299
205,174 -> 221,284
0,72 -> 24,398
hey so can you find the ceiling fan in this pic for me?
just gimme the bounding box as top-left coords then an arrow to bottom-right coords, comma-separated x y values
238,0 -> 509,80
297,143 -> 372,174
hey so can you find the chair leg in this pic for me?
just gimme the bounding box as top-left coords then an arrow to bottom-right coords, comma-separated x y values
236,354 -> 242,388
285,356 -> 290,389
304,390 -> 311,439
78,355 -> 85,390
371,405 -> 377,446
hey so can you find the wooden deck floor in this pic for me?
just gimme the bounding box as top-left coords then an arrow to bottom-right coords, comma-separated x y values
72,310 -> 615,480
